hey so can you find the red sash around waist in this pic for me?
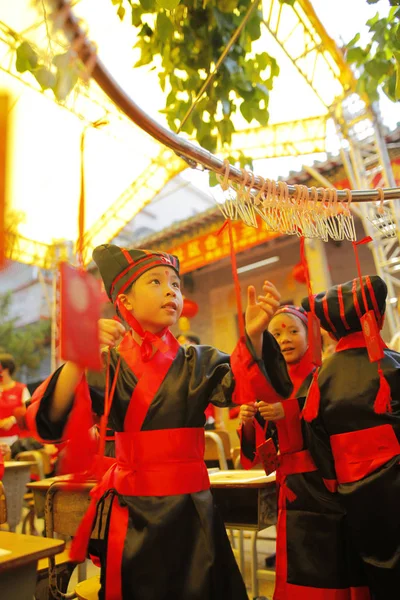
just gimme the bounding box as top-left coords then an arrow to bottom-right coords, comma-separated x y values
279,449 -> 317,476
112,428 -> 210,496
331,424 -> 400,484
70,427 -> 209,563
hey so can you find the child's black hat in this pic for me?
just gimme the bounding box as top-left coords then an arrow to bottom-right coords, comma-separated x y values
301,275 -> 387,339
93,244 -> 180,303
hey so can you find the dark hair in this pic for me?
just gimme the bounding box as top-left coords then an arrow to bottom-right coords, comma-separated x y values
178,333 -> 200,345
0,353 -> 16,376
185,333 -> 200,345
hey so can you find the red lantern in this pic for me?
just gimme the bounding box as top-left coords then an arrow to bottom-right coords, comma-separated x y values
181,298 -> 199,318
292,262 -> 307,284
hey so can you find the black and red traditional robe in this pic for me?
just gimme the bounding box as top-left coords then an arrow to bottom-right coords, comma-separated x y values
303,333 -> 400,600
239,349 -> 371,600
26,330 -> 291,600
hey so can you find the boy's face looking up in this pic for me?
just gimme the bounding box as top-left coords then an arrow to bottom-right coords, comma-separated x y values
118,266 -> 183,334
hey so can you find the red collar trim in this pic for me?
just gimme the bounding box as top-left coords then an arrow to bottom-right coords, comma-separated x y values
336,331 -> 387,352
288,349 -> 314,393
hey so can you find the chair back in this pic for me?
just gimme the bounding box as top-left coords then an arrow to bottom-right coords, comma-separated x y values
204,430 -> 232,469
0,481 -> 6,524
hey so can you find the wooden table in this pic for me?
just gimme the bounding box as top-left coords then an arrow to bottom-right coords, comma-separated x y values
28,470 -> 277,597
28,469 -> 276,533
0,531 -> 64,599
2,461 -> 34,531
209,469 -> 276,530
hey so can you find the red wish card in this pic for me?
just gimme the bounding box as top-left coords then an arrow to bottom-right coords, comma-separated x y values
361,310 -> 384,363
60,263 -> 102,371
257,437 -> 279,476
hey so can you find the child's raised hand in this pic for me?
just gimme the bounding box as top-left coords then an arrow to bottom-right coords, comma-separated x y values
239,403 -> 257,423
245,281 -> 281,340
99,319 -> 125,349
257,401 -> 285,422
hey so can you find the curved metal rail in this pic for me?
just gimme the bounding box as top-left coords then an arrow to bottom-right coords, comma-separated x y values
49,1 -> 400,204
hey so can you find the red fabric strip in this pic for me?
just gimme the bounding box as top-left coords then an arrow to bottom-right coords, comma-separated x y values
335,331 -> 387,353
352,242 -> 369,313
337,285 -> 351,330
299,237 -> 314,313
121,330 -> 180,432
77,131 -> 86,267
239,418 -> 266,470
283,583 -> 371,599
352,279 -> 363,320
117,259 -> 164,296
365,275 -> 381,322
105,496 -> 129,600
230,339 -> 286,405
276,398 -> 303,454
278,449 -> 317,476
113,428 -> 210,496
322,294 -> 337,333
323,478 -> 338,493
121,248 -> 134,264
110,254 -> 178,297
330,424 -> 400,484
110,263 -> 136,296
274,476 -> 289,599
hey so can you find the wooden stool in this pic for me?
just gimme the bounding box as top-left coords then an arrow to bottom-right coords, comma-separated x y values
75,576 -> 101,600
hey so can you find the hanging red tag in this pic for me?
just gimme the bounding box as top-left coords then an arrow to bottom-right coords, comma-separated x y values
360,310 -> 384,363
60,262 -> 102,371
308,312 -> 322,367
257,437 -> 279,475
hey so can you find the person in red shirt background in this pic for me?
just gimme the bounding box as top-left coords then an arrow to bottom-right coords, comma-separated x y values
0,353 -> 31,446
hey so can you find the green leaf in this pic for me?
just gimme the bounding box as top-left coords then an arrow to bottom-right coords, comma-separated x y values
347,32 -> 361,48
156,0 -> 180,9
394,51 -> 400,100
134,43 -> 153,67
34,67 -> 56,90
240,100 -> 255,123
54,67 -> 79,102
117,4 -> 126,19
367,0 -> 380,4
217,118 -> 235,145
131,6 -> 143,27
217,0 -> 238,13
139,23 -> 153,37
346,47 -> 368,64
247,13 -> 262,41
52,52 -> 70,70
139,0 -> 156,10
15,41 -> 38,73
198,132 -> 217,153
364,58 -> 391,79
157,12 -> 174,42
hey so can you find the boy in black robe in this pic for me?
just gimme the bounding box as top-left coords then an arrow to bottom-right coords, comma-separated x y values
27,244 -> 292,600
302,275 -> 400,600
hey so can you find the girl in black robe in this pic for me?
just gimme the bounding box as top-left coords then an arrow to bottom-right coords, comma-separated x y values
239,305 -> 370,599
